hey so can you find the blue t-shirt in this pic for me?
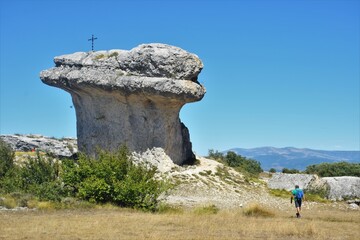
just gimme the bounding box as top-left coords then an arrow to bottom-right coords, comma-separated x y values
292,189 -> 303,199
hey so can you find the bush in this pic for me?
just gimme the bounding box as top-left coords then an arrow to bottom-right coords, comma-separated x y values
62,146 -> 166,211
0,166 -> 22,193
0,139 -> 15,177
282,168 -> 300,174
1,145 -> 167,211
269,168 -> 276,173
0,195 -> 17,209
20,152 -> 60,188
207,149 -> 224,161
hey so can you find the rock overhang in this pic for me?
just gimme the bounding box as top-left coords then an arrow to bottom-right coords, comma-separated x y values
40,43 -> 205,103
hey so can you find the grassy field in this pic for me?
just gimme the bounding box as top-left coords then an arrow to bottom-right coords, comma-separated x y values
1,204 -> 359,240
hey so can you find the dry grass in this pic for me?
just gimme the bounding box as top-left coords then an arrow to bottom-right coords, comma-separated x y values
0,205 -> 359,240
243,203 -> 275,217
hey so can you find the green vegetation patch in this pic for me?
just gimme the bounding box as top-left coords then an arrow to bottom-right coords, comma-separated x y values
157,203 -> 184,214
268,188 -> 330,203
93,52 -> 119,61
268,189 -> 290,199
193,204 -> 219,215
108,52 -> 119,58
93,54 -> 106,60
305,161 -> 360,177
0,139 -> 168,212
208,150 -> 262,176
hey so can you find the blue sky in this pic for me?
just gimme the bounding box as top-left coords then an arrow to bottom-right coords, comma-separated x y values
0,0 -> 359,156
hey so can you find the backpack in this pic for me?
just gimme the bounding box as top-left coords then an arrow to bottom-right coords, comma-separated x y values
295,189 -> 303,199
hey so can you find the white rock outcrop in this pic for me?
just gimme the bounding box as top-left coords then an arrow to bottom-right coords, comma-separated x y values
0,134 -> 77,158
322,176 -> 360,201
40,43 -> 206,165
267,173 -> 317,190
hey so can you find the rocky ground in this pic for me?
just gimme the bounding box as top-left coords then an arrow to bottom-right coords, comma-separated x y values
154,156 -> 358,211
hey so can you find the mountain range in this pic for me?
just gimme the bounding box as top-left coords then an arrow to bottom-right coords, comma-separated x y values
225,147 -> 360,171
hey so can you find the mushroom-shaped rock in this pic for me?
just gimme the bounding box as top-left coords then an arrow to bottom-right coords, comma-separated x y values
40,43 -> 206,165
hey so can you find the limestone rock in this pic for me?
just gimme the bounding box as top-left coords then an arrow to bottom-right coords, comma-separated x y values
131,147 -> 177,173
322,176 -> 360,201
40,43 -> 206,165
348,203 -> 359,209
0,134 -> 77,158
267,173 -> 317,191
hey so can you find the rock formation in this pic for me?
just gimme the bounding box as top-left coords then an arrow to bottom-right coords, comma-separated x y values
40,43 -> 206,165
0,134 -> 77,158
267,173 -> 317,191
322,176 -> 360,201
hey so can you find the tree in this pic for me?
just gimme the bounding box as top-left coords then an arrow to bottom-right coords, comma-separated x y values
225,151 -> 239,167
207,149 -> 224,161
222,151 -> 262,176
269,168 -> 276,173
305,161 -> 360,177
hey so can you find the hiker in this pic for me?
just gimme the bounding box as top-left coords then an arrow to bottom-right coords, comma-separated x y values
291,185 -> 305,218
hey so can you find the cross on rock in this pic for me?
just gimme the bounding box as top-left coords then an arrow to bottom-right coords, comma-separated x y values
88,34 -> 97,51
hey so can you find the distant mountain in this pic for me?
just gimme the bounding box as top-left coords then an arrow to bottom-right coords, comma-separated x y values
225,147 -> 360,171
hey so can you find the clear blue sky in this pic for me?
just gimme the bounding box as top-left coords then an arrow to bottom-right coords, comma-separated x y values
1,0 -> 359,156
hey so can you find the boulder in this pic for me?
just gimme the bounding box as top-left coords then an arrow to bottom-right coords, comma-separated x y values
322,176 -> 360,201
40,43 -> 206,165
267,173 -> 317,191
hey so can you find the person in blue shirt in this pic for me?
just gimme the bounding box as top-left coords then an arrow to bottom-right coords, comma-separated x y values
291,185 -> 305,218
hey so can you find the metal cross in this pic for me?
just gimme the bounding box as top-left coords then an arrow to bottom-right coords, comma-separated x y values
88,34 -> 97,51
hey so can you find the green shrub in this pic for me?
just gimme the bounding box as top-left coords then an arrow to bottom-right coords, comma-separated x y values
94,54 -> 106,60
282,168 -> 300,174
269,168 -> 276,173
207,149 -> 224,161
79,176 -> 111,203
108,52 -> 119,58
18,153 -> 63,201
0,166 -> 22,193
62,146 -> 166,211
30,181 -> 64,201
1,145 -> 167,211
1,196 -> 17,209
0,139 -> 15,177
